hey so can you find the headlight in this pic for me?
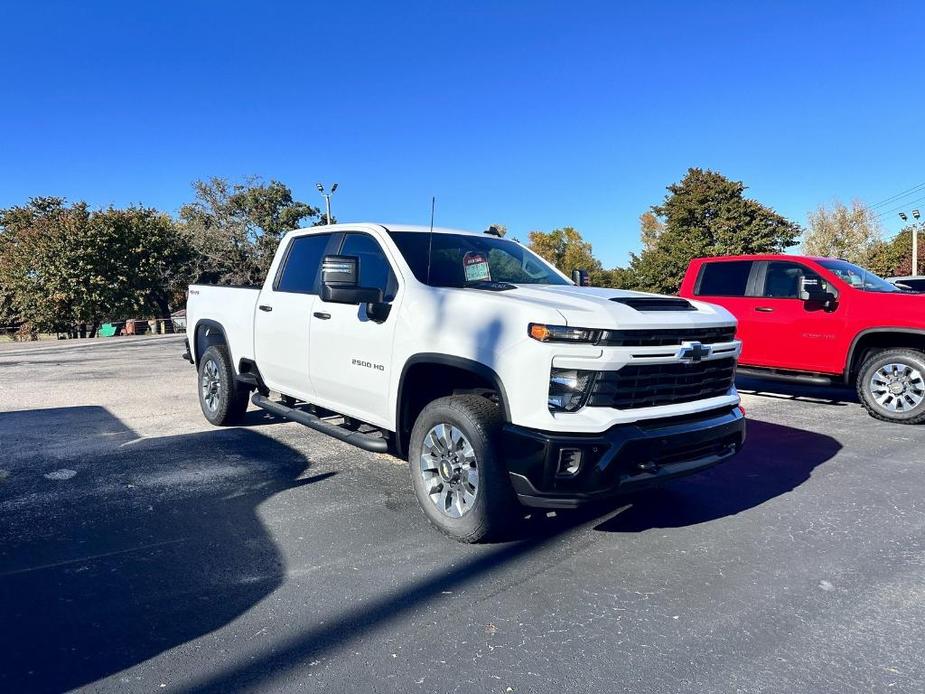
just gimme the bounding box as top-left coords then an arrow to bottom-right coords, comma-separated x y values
548,368 -> 595,412
529,323 -> 599,343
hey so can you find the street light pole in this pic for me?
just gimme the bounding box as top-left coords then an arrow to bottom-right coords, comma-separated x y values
899,211 -> 921,278
316,182 -> 339,225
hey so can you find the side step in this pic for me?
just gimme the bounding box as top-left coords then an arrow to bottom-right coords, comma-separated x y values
251,393 -> 389,453
736,367 -> 836,386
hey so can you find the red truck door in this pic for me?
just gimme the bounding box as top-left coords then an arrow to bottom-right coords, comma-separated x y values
745,260 -> 847,373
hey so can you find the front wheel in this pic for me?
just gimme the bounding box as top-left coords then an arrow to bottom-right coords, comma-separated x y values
857,348 -> 925,424
408,395 -> 517,542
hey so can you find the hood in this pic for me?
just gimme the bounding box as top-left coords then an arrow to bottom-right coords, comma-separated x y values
507,284 -> 736,329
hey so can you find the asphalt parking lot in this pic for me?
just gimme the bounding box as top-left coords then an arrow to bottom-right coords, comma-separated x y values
1,336 -> 923,693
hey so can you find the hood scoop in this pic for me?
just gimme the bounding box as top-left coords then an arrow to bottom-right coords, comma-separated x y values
609,296 -> 696,311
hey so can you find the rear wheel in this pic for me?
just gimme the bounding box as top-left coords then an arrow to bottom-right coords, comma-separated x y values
408,395 -> 517,542
857,348 -> 925,424
198,344 -> 250,425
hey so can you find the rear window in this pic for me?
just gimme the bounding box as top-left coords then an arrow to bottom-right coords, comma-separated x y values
275,233 -> 332,294
695,261 -> 753,297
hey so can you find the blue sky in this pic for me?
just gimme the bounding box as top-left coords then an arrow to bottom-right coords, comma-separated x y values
2,1 -> 924,267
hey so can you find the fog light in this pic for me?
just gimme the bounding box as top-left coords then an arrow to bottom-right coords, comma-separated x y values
556,447 -> 583,477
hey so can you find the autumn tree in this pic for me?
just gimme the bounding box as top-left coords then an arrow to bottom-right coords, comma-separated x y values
639,211 -> 664,251
180,177 -> 320,285
626,168 -> 802,294
528,227 -> 604,280
802,199 -> 883,265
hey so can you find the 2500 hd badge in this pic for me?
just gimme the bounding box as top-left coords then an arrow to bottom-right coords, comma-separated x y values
352,358 -> 385,371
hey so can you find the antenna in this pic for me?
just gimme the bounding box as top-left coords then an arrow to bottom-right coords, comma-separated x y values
426,196 -> 435,286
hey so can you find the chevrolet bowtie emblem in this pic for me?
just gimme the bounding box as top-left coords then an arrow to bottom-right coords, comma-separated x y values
678,340 -> 711,363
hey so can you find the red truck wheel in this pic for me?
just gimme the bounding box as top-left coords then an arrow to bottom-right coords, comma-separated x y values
857,349 -> 925,425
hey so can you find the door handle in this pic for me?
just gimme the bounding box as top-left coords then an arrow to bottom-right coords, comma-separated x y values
313,312 -> 331,320
258,305 -> 273,312
755,306 -> 774,312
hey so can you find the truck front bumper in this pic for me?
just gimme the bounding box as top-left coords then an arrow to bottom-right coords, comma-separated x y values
502,406 -> 745,509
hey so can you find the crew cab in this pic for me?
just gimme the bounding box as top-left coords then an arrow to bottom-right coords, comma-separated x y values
680,255 -> 925,424
186,223 -> 746,541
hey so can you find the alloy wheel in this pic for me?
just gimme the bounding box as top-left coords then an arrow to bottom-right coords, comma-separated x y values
200,358 -> 221,413
419,423 -> 479,518
870,362 -> 925,413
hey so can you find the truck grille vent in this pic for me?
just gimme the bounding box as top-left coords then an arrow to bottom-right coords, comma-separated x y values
588,358 -> 736,409
609,297 -> 696,311
597,326 -> 736,347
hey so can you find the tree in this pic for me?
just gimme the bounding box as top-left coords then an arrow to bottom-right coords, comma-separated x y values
0,198 -> 192,336
528,227 -> 604,280
639,211 -> 664,251
802,199 -> 882,265
867,226 -> 925,277
180,177 -> 320,286
626,168 -> 802,294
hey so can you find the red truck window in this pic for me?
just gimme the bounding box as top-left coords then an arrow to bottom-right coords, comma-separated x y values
695,261 -> 753,296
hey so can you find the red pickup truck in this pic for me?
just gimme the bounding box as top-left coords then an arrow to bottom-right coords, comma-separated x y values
679,255 -> 925,424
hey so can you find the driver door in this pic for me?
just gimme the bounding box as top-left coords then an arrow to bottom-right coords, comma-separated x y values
747,260 -> 846,374
308,231 -> 401,428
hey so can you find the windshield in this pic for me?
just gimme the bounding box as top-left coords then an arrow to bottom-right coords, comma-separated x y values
816,259 -> 903,293
388,231 -> 570,287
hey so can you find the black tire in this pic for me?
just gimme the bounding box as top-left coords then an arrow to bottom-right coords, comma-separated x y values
856,348 -> 925,424
408,395 -> 518,543
197,344 -> 250,426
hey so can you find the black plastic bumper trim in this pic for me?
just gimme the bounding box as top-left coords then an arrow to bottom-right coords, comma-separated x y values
502,407 -> 745,508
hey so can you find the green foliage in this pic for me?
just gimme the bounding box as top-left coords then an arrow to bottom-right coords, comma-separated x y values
626,168 -> 802,294
180,177 -> 320,285
868,226 -> 925,277
802,199 -> 882,265
0,198 -> 193,335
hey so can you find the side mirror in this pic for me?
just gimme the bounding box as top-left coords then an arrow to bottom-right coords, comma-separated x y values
799,276 -> 836,309
321,255 -> 382,304
571,269 -> 591,287
799,276 -> 826,302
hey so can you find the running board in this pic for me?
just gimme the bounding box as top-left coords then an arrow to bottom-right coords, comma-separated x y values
736,367 -> 836,386
251,394 -> 389,453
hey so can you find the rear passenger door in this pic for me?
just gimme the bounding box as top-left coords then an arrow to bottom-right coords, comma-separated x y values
254,232 -> 335,399
690,260 -> 763,364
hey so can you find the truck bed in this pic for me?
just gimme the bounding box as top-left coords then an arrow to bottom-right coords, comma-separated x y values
185,284 -> 260,368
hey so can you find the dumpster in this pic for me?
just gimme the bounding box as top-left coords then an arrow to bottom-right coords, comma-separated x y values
99,323 -> 118,337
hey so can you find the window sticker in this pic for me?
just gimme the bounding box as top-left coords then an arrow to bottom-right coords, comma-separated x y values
463,252 -> 491,282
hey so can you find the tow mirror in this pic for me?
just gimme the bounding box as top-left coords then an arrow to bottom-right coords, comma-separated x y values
799,276 -> 826,301
799,275 -> 836,309
571,269 -> 591,287
321,255 -> 382,304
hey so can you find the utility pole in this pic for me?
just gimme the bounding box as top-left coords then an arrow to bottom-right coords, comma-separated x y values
316,182 -> 338,225
898,210 -> 921,277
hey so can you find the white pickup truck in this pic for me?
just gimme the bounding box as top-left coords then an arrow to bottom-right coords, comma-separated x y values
185,223 -> 746,541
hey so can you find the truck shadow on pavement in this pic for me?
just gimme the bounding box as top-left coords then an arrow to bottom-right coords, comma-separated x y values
0,406 -> 332,694
0,408 -> 839,692
174,418 -> 840,693
593,419 -> 841,532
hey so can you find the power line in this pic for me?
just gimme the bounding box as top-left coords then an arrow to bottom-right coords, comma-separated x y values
874,192 -> 925,220
870,181 -> 925,210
